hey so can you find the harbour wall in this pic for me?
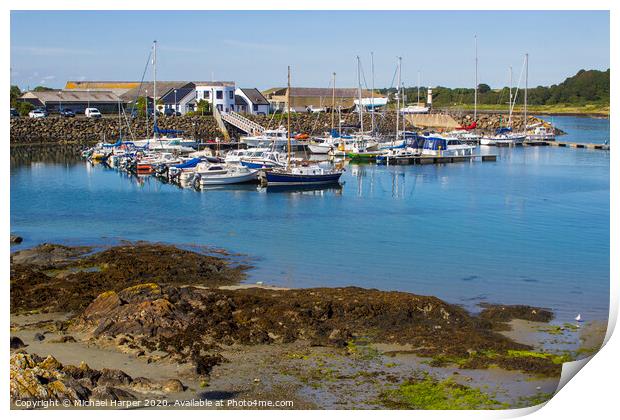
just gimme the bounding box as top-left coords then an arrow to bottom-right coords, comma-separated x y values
9,112 -> 555,146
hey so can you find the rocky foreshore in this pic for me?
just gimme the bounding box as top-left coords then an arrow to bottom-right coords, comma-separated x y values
10,112 -> 557,146
10,241 -> 601,409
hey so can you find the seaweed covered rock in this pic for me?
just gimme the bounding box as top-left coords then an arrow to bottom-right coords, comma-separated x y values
11,242 -> 249,314
73,283 -> 532,374
479,304 -> 554,330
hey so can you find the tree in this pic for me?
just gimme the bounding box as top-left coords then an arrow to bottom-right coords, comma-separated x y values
16,101 -> 34,116
134,96 -> 150,117
33,86 -> 55,92
196,99 -> 211,115
10,85 -> 21,107
477,83 -> 491,94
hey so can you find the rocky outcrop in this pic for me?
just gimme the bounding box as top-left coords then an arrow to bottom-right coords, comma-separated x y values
10,352 -> 185,406
11,353 -> 92,403
10,336 -> 26,349
11,243 -> 249,314
10,235 -> 23,244
71,282 -> 535,378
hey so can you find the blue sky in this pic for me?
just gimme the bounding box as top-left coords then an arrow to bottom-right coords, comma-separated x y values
10,10 -> 609,90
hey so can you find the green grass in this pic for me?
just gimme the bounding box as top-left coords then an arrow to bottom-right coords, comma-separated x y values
381,375 -> 504,410
441,103 -> 609,115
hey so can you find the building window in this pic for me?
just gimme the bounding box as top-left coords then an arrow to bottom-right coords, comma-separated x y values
253,104 -> 259,112
229,90 -> 234,100
204,91 -> 210,99
230,105 -> 234,111
216,90 -> 223,100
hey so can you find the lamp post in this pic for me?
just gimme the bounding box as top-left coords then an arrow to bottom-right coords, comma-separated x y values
174,89 -> 177,116
87,89 -> 90,109
58,91 -> 62,114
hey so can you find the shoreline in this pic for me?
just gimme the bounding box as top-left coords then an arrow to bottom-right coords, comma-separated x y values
10,241 -> 607,409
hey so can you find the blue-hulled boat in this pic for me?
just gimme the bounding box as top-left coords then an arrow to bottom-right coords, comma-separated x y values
264,66 -> 344,187
264,166 -> 343,186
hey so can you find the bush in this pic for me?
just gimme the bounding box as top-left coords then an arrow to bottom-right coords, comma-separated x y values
16,102 -> 35,116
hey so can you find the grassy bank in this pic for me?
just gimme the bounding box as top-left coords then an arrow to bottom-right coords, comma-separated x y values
440,103 -> 609,116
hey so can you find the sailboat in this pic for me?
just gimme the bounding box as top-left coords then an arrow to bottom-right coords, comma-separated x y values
345,56 -> 381,160
308,72 -> 343,154
129,41 -> 197,152
481,53 -> 527,146
264,67 -> 344,186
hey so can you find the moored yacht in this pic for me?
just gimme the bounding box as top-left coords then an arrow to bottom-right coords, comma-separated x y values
420,134 -> 476,156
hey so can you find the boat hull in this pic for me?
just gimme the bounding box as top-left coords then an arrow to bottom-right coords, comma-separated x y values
265,171 -> 343,186
199,171 -> 258,185
308,143 -> 334,154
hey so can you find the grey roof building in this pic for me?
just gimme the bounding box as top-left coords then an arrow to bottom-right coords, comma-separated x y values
19,90 -> 124,114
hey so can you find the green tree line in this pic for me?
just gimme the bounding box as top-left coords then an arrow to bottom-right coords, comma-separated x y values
381,68 -> 610,107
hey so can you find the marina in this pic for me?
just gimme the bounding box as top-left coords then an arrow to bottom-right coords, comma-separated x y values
10,114 -> 610,324
8,8 -> 612,412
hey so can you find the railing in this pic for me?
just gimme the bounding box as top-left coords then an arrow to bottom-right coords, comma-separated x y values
221,111 -> 265,135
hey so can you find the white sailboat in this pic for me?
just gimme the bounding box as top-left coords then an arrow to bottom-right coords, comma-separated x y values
264,66 -> 343,186
131,41 -> 197,152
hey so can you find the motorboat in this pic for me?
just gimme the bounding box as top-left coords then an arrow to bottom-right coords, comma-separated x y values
527,125 -> 556,141
241,127 -> 304,149
239,150 -> 287,169
481,127 -> 526,146
420,134 -> 476,156
224,148 -> 268,164
194,163 -> 259,186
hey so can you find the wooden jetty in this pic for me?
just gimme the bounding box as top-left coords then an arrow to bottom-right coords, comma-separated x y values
523,141 -> 609,150
382,154 -> 497,166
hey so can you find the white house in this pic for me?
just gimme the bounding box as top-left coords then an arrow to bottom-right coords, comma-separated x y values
194,81 -> 236,113
234,88 -> 270,115
160,86 -> 196,115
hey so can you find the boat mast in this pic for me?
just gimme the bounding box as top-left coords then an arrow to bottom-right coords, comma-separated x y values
474,35 -> 478,122
371,52 -> 375,134
417,71 -> 421,105
152,40 -> 157,138
356,56 -> 364,133
508,66 -> 513,126
524,53 -> 528,132
402,82 -> 406,134
287,65 -> 291,167
395,56 -> 402,142
331,72 -> 336,134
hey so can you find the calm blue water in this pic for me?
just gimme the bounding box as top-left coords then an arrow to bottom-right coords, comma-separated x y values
10,116 -> 610,323
537,115 -> 610,144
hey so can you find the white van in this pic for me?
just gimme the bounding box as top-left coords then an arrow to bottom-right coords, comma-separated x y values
85,108 -> 102,118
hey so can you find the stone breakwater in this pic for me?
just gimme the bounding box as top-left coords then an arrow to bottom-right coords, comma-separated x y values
10,116 -> 224,146
10,112 -> 555,145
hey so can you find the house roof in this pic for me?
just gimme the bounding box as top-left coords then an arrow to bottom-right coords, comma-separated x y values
20,90 -> 123,103
160,87 -> 195,104
193,81 -> 235,87
238,88 -> 269,105
235,95 -> 248,106
265,87 -> 380,99
64,81 -> 140,95
120,82 -> 195,101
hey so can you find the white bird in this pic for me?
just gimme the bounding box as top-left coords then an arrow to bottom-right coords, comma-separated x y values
575,314 -> 583,322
